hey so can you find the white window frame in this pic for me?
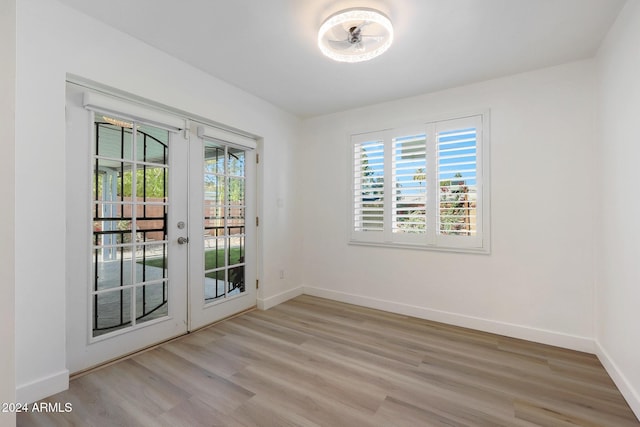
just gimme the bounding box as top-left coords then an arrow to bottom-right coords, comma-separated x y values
349,110 -> 491,254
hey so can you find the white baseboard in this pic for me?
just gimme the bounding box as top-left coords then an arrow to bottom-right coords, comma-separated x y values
303,286 -> 594,353
16,369 -> 69,404
595,341 -> 640,421
257,286 -> 303,310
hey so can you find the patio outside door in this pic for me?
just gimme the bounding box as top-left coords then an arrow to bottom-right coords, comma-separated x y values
188,127 -> 257,330
66,84 -> 256,373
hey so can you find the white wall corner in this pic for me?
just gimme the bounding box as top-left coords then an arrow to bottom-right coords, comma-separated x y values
15,370 -> 69,404
595,341 -> 640,421
257,286 -> 304,310
303,286 -> 595,354
0,0 -> 16,424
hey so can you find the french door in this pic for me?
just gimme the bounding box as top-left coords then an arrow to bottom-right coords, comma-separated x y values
66,84 -> 256,373
188,127 -> 257,330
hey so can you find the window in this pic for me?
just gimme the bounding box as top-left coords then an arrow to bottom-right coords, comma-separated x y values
350,112 -> 490,253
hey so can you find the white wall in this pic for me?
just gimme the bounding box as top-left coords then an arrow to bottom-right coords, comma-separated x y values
0,1 -> 16,426
596,0 -> 640,418
15,0 -> 301,402
300,60 -> 598,351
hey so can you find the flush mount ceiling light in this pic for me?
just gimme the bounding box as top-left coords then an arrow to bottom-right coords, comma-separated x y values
318,8 -> 393,63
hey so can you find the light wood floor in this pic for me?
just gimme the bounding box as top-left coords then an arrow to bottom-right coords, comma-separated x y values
18,295 -> 640,426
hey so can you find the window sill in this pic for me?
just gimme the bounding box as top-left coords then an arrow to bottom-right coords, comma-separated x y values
348,239 -> 491,255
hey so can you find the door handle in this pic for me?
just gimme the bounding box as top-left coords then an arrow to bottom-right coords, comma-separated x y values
177,236 -> 189,245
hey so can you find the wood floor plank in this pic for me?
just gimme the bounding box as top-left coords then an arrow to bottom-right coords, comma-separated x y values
230,366 -> 381,427
155,396 -> 247,427
18,295 -> 640,426
162,339 -> 248,380
374,395 -> 470,427
418,346 -> 628,408
228,395 -> 322,427
513,398 -> 640,427
132,347 -> 255,415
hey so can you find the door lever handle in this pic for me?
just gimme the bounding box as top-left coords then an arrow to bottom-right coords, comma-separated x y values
177,236 -> 189,245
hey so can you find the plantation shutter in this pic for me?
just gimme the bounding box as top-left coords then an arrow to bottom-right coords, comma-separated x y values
352,134 -> 385,242
349,111 -> 489,252
391,132 -> 427,236
435,115 -> 483,248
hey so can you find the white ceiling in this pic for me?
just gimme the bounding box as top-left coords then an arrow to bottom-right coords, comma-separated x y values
58,0 -> 625,118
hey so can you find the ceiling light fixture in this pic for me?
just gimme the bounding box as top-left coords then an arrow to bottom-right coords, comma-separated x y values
318,8 -> 393,63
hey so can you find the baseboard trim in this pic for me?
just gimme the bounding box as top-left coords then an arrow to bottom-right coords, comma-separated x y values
257,286 -> 303,310
16,369 -> 69,404
303,286 -> 594,353
595,341 -> 640,421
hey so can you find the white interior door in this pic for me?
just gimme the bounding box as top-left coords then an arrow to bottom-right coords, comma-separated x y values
188,128 -> 257,330
66,84 -> 189,373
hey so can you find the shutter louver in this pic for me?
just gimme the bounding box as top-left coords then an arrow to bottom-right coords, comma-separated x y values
354,140 -> 385,232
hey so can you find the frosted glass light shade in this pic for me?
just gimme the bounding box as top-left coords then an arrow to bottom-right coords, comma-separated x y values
318,8 -> 393,63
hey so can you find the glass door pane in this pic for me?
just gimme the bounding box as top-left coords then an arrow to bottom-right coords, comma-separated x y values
203,142 -> 246,304
92,116 -> 170,337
